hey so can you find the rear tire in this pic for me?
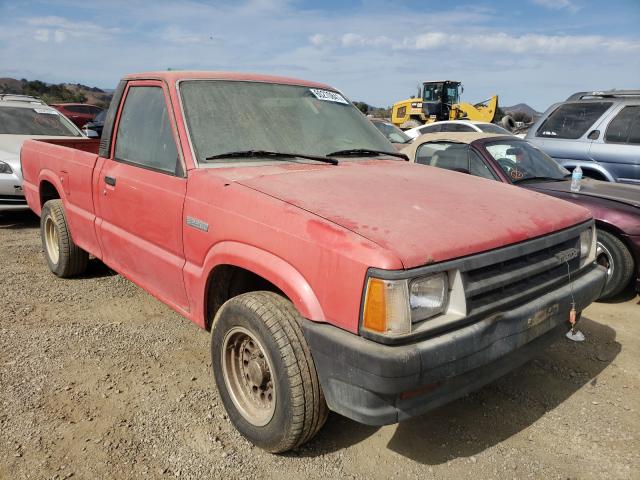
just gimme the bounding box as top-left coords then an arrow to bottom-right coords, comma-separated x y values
40,199 -> 88,277
596,230 -> 634,300
211,291 -> 328,452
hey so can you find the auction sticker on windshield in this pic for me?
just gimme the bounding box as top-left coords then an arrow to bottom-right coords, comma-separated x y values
33,108 -> 59,115
309,88 -> 348,104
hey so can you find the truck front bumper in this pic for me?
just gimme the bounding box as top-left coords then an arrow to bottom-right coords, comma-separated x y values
303,264 -> 606,426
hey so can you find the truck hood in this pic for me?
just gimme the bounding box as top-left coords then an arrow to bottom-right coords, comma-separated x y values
528,178 -> 640,209
235,160 -> 592,268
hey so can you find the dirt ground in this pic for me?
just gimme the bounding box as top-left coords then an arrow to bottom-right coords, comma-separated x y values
1,210 -> 639,480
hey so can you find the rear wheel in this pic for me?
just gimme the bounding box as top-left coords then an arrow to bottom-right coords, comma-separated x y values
211,291 -> 328,452
596,230 -> 634,300
40,199 -> 88,277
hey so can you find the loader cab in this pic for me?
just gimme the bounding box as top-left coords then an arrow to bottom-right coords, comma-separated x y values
421,81 -> 462,121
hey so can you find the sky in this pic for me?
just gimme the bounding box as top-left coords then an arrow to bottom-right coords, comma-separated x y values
0,0 -> 639,111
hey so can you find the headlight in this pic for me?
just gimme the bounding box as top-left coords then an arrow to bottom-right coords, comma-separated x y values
580,226 -> 597,267
0,161 -> 13,174
409,273 -> 449,322
362,273 -> 449,337
410,102 -> 422,108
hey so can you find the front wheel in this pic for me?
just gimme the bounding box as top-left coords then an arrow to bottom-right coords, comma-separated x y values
211,292 -> 328,452
596,230 -> 634,300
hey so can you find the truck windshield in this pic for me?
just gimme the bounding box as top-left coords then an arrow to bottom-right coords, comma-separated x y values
179,80 -> 395,163
0,106 -> 81,136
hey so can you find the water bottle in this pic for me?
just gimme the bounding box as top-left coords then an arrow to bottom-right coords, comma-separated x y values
571,166 -> 582,193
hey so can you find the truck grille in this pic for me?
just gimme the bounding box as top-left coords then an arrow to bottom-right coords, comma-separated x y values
462,233 -> 582,317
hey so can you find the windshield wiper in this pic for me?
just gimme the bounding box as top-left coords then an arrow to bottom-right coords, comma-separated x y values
327,148 -> 408,161
205,150 -> 338,165
512,176 -> 566,184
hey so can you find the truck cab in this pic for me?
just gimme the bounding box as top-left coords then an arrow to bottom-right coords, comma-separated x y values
20,71 -> 606,453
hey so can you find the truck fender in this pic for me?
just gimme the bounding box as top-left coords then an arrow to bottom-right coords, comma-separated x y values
185,241 -> 326,328
33,169 -> 68,215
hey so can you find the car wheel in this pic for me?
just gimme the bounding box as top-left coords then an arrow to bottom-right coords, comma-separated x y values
40,199 -> 88,277
211,291 -> 328,452
596,230 -> 634,300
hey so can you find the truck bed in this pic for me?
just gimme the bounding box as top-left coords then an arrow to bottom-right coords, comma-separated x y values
21,138 -> 103,258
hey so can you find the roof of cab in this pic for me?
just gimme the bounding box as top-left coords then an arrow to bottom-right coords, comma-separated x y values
122,71 -> 336,90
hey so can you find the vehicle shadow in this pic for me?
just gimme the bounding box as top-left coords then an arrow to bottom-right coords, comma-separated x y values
298,317 -> 620,463
75,258 -> 118,279
0,210 -> 39,229
599,282 -> 638,304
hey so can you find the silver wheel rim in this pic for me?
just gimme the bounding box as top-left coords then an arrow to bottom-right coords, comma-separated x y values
596,241 -> 614,281
221,326 -> 276,426
44,216 -> 60,265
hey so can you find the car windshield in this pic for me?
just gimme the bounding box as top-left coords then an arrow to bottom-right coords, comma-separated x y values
372,120 -> 411,143
476,123 -> 511,134
0,106 -> 81,136
484,139 -> 570,182
179,80 -> 395,163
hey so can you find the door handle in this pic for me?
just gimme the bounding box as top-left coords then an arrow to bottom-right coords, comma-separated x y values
104,176 -> 116,186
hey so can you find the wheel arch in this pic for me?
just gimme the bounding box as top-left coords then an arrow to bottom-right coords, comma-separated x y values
36,170 -> 66,215
193,241 -> 326,330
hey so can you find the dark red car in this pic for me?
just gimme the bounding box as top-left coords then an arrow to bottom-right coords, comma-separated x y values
50,103 -> 103,128
402,132 -> 640,300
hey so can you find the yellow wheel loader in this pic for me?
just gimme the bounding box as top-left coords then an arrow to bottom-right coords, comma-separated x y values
391,80 -> 498,129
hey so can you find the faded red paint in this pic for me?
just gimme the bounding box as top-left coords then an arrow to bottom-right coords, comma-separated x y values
20,71 -> 594,335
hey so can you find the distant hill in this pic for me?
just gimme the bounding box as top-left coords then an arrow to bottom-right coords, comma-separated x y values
0,77 -> 113,108
503,103 -> 540,121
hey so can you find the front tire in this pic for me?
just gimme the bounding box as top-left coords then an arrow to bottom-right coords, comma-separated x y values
211,292 -> 328,452
596,230 -> 634,300
40,199 -> 88,277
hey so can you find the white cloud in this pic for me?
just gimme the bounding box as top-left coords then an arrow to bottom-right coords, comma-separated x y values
25,15 -> 120,40
322,31 -> 640,55
531,0 -> 580,13
0,0 -> 638,111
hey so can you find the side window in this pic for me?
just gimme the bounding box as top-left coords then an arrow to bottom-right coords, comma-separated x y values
89,106 -> 103,115
114,86 -> 180,175
419,124 -> 440,134
452,124 -> 474,132
469,149 -> 497,180
536,102 -> 612,139
439,124 -> 457,132
605,106 -> 640,144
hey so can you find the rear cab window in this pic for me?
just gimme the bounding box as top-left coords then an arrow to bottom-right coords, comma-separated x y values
536,102 -> 612,139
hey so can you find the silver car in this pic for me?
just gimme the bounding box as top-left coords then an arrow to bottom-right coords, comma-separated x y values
526,90 -> 640,185
0,95 -> 84,211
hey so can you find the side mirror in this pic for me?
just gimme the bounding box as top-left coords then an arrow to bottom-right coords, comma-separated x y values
83,128 -> 99,138
587,130 -> 600,140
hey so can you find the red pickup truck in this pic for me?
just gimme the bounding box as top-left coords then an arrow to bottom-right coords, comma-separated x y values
21,71 -> 606,453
